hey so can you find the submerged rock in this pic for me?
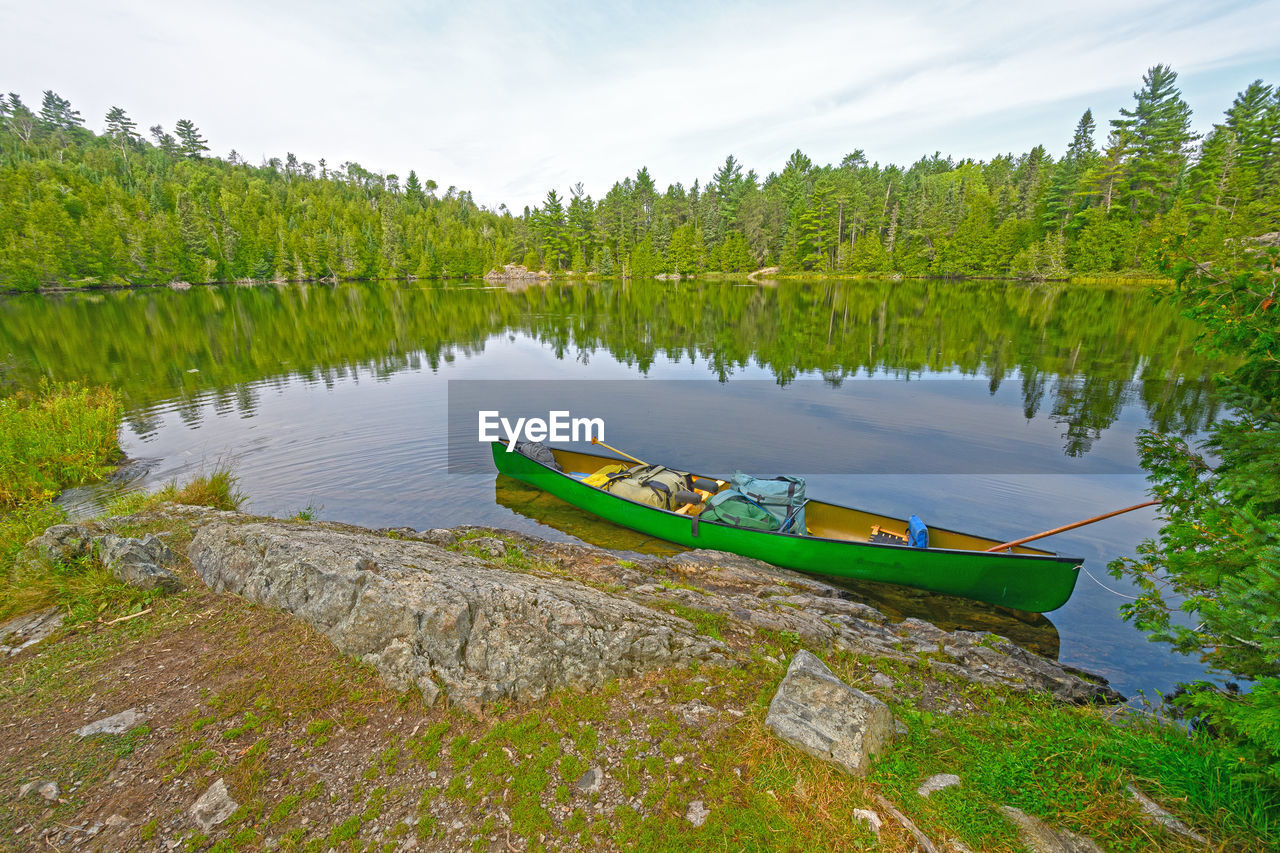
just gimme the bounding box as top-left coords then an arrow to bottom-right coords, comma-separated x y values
764,650 -> 894,776
189,520 -> 728,711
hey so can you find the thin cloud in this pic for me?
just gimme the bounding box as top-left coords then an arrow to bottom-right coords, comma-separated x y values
3,0 -> 1278,207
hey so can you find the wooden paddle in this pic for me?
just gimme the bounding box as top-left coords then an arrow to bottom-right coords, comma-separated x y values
590,437 -> 646,466
984,500 -> 1160,552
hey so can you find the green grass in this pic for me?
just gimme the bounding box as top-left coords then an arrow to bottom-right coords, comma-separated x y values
0,380 -> 121,509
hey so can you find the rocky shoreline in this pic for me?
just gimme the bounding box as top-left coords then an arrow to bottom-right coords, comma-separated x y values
4,503 -> 1216,852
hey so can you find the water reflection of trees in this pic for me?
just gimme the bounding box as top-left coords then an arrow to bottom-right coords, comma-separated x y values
0,278 -> 1224,449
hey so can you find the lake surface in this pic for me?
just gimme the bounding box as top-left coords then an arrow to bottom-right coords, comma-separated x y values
0,277 -> 1227,698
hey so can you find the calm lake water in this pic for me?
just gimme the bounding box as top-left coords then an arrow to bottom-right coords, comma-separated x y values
0,277 -> 1227,698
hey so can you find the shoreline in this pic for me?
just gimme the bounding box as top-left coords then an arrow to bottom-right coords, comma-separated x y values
2,271 -> 1173,297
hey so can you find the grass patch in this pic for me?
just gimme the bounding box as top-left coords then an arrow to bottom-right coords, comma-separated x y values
662,601 -> 730,640
0,381 -> 121,509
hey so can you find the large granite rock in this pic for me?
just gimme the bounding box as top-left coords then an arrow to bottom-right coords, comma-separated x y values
764,650 -> 894,775
188,521 -> 728,711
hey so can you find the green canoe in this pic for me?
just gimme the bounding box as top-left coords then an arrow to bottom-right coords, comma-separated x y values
490,441 -> 1083,613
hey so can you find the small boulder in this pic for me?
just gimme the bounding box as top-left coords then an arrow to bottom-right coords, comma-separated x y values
20,524 -> 94,566
917,773 -> 962,797
576,767 -> 602,794
418,529 -> 458,546
191,778 -> 238,831
870,672 -> 895,691
764,650 -> 894,776
98,534 -> 183,592
76,707 -> 148,737
464,536 -> 508,559
19,780 -> 60,802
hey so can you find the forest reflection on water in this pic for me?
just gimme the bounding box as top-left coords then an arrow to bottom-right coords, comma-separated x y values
0,276 -> 1229,696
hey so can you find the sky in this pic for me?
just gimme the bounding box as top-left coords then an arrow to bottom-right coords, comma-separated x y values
4,0 -> 1279,209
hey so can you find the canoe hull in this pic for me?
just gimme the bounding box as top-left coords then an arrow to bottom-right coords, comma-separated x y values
490,442 -> 1081,613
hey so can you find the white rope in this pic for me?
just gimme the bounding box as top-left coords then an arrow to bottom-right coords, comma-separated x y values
1080,565 -> 1139,600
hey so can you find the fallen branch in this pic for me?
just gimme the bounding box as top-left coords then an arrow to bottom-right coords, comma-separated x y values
872,793 -> 940,853
101,608 -> 152,626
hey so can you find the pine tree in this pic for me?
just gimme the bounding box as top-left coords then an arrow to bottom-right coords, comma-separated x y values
174,119 -> 209,158
404,170 -> 424,205
1042,110 -> 1098,230
1111,64 -> 1196,220
38,90 -> 83,130
103,106 -> 139,161
149,124 -> 179,156
3,93 -> 36,142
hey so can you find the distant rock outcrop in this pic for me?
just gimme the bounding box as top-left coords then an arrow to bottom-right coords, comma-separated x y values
484,263 -> 550,283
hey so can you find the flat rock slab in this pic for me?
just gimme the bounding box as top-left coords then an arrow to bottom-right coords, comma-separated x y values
918,773 -> 962,797
764,650 -> 894,776
1000,805 -> 1105,853
1,607 -> 64,656
1127,784 -> 1208,845
76,708 -> 149,737
189,521 -> 728,711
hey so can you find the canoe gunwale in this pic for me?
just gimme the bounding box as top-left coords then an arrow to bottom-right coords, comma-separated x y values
494,440 -> 1082,567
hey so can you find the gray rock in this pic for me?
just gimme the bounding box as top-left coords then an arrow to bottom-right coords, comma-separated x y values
1,607 -> 63,656
20,524 -> 94,565
464,536 -> 508,559
999,805 -> 1105,853
19,780 -> 60,801
189,520 -> 727,711
764,650 -> 894,776
685,799 -> 709,827
191,778 -> 237,831
870,672 -> 895,691
98,533 -> 183,592
1126,784 -> 1208,845
417,529 -> 458,546
76,707 -> 148,737
575,767 -> 602,794
104,814 -> 128,828
917,773 -> 962,797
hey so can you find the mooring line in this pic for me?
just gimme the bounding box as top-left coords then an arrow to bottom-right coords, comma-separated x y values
1080,565 -> 1138,599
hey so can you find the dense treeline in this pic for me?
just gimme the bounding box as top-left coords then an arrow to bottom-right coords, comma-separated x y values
1,65 -> 1277,289
0,93 -> 516,289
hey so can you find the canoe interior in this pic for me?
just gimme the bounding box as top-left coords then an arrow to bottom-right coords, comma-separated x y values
545,445 -> 1058,558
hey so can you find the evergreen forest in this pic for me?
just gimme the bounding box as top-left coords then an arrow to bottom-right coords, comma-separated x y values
1,64 -> 1277,290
